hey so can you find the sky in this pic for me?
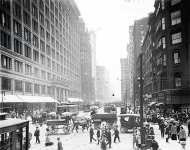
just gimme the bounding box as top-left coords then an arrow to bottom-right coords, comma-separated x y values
75,0 -> 155,100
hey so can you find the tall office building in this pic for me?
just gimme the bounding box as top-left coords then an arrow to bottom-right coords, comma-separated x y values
120,58 -> 128,105
0,0 -> 84,105
96,66 -> 110,103
80,20 -> 95,104
89,31 -> 96,103
126,26 -> 135,106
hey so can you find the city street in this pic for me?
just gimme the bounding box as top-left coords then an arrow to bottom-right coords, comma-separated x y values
29,121 -> 190,150
0,1 -> 190,150
29,123 -> 133,150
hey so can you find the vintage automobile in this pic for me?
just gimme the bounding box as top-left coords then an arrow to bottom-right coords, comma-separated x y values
118,113 -> 140,133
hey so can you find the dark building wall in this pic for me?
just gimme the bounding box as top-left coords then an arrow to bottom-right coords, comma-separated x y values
144,0 -> 190,110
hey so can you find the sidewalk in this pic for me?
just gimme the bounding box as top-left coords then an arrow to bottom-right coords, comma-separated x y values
153,124 -> 190,150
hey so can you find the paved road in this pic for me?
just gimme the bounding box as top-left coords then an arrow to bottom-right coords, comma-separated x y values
29,123 -> 134,150
29,122 -> 190,150
29,107 -> 190,150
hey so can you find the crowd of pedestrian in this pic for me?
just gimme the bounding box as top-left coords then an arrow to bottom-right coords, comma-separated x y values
156,115 -> 188,149
89,124 -> 120,150
145,110 -> 190,150
133,123 -> 159,150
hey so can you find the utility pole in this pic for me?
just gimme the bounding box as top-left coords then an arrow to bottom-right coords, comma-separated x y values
139,53 -> 144,145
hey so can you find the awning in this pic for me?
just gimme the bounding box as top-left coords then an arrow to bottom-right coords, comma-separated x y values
0,95 -> 24,103
148,102 -> 157,107
156,102 -> 164,106
18,95 -> 58,103
68,98 -> 83,103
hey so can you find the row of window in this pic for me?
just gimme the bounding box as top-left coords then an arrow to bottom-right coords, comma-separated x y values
156,51 -> 181,66
13,20 -> 66,54
156,32 -> 182,49
1,4 -> 78,53
1,30 -> 66,63
1,54 -> 68,78
1,77 -> 65,96
156,9 -> 181,34
157,0 -> 181,12
154,74 -> 182,90
13,0 -> 67,32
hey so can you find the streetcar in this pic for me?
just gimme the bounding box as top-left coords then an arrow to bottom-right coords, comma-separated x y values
104,104 -> 117,114
57,103 -> 78,116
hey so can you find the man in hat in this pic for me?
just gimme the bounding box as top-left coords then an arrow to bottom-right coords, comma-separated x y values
96,127 -> 101,144
106,128 -> 112,148
34,126 -> 40,144
89,126 -> 96,143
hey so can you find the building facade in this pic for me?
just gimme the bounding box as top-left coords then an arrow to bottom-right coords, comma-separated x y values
151,0 -> 190,111
141,13 -> 154,106
132,17 -> 149,107
140,0 -> 190,111
126,26 -> 135,106
120,58 -> 128,105
89,31 -> 96,103
0,0 -> 83,103
80,20 -> 95,104
96,66 -> 110,103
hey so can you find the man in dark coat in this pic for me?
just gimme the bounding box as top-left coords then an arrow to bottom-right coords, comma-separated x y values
113,127 -> 120,143
187,119 -> 190,136
151,137 -> 159,150
106,129 -> 112,148
89,126 -> 96,143
96,127 -> 101,144
160,122 -> 165,138
34,127 -> 40,144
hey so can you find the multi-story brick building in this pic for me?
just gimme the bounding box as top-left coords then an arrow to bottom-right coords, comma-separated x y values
151,0 -> 190,111
142,0 -> 190,111
0,0 -> 85,110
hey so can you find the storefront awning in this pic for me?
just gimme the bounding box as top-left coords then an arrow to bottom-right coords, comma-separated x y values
68,98 -> 83,103
148,102 -> 157,107
0,95 -> 24,103
18,95 -> 58,103
156,102 -> 164,106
